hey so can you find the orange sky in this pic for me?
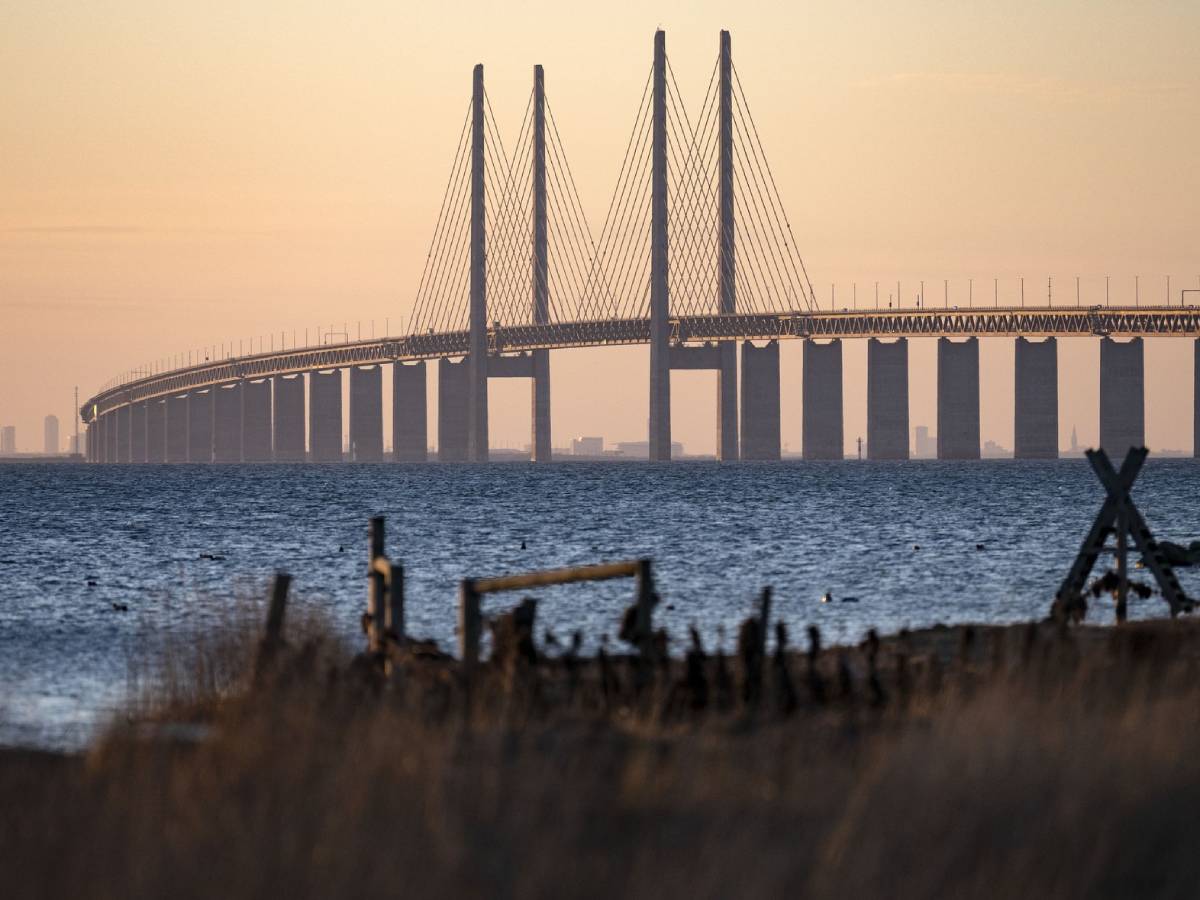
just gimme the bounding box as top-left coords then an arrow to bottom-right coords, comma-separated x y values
2,1 -> 1198,454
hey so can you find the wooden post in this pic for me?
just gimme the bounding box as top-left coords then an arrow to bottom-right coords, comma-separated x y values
387,562 -> 405,644
459,578 -> 481,667
264,572 -> 291,645
1116,506 -> 1129,623
635,559 -> 654,659
368,516 -> 386,653
255,572 -> 291,682
758,586 -> 772,659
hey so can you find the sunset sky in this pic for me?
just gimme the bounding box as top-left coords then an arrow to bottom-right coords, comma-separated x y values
2,1 -> 1198,454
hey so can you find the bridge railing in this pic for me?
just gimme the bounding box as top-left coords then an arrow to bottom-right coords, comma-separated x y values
81,306 -> 1200,423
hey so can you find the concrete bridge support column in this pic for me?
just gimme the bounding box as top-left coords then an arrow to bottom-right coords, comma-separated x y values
309,370 -> 343,462
717,347 -> 738,461
146,400 -> 165,463
116,405 -> 131,463
937,337 -> 980,460
1195,339 -> 1199,458
393,361 -> 427,462
107,412 -> 118,462
867,338 -> 909,460
212,383 -> 243,462
130,402 -> 147,463
272,375 -> 305,462
349,365 -> 384,462
438,358 -> 470,462
241,379 -> 272,462
1014,337 -> 1058,459
803,339 -> 843,460
187,390 -> 213,463
165,396 -> 188,462
86,423 -> 95,462
1099,337 -> 1144,456
740,341 -> 780,460
532,351 -> 552,462
95,414 -> 107,462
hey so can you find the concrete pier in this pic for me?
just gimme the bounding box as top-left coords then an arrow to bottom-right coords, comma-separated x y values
146,400 -> 165,463
1099,337 -> 1144,455
165,396 -> 188,463
130,403 -> 147,462
308,370 -> 343,462
867,338 -> 909,459
532,350 -> 552,462
116,405 -> 131,463
393,361 -> 428,462
349,366 -> 384,462
937,337 -> 980,460
272,375 -> 305,461
187,390 -> 212,463
1014,337 -> 1058,459
438,357 -> 470,462
212,383 -> 243,463
1195,340 -> 1199,459
95,413 -> 108,462
242,379 -> 272,462
740,341 -> 780,460
802,339 -> 843,460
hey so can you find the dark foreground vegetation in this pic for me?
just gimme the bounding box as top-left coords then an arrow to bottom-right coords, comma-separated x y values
5,607 -> 1200,899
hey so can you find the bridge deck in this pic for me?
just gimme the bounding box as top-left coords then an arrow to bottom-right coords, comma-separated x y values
82,306 -> 1200,421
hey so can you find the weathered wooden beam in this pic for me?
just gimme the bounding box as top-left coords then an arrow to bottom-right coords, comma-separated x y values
1090,450 -> 1193,616
473,560 -> 641,594
1054,448 -> 1145,615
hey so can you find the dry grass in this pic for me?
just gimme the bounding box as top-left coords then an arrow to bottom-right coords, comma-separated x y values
5,611 -> 1200,899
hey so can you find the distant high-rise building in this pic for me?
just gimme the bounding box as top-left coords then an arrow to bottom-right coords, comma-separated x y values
914,425 -> 936,459
1069,425 -> 1080,454
44,415 -> 60,454
0,425 -> 15,454
571,436 -> 604,456
982,439 -> 1012,459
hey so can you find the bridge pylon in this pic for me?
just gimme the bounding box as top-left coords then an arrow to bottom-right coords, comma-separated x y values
468,63 -> 489,461
648,29 -> 670,461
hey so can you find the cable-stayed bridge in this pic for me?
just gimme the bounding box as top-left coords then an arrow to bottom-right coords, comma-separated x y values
81,30 -> 1200,463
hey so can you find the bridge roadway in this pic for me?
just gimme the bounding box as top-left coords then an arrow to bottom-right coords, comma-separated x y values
81,306 -> 1200,418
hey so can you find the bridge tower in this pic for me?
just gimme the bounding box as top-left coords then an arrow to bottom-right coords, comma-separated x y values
468,63 -> 489,462
716,29 -> 738,461
531,64 -> 552,462
648,29 -> 671,461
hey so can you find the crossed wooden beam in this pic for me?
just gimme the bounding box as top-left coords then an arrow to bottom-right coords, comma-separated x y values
1053,447 -> 1193,623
